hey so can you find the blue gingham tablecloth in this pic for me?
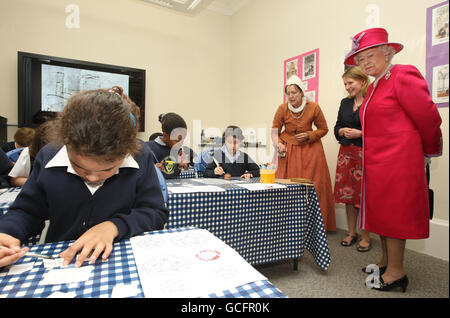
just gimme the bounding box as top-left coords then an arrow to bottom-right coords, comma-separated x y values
179,169 -> 203,179
0,188 -> 40,246
167,183 -> 331,271
0,227 -> 286,298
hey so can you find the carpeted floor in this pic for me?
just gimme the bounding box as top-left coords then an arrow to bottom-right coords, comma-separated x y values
255,228 -> 449,298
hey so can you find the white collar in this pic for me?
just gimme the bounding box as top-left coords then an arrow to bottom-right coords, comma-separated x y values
288,98 -> 306,113
221,144 -> 241,163
45,145 -> 139,195
154,136 -> 167,146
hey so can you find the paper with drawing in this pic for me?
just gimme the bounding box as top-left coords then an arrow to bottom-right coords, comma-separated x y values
130,229 -> 267,298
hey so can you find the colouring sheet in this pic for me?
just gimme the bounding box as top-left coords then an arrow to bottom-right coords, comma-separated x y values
130,229 -> 267,298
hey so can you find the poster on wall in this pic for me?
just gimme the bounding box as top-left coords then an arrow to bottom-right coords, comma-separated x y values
283,48 -> 319,104
426,0 -> 449,107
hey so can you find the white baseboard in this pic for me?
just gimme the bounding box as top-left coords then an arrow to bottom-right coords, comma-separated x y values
334,205 -> 449,261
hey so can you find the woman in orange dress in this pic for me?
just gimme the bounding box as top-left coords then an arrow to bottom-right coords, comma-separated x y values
272,75 -> 336,232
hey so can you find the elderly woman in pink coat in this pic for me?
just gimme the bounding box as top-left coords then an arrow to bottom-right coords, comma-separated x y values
345,28 -> 442,293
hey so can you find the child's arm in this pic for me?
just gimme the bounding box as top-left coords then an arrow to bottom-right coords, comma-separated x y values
244,154 -> 260,177
203,160 -> 220,178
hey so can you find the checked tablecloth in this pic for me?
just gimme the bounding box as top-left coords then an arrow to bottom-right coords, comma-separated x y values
166,183 -> 331,271
0,227 -> 286,298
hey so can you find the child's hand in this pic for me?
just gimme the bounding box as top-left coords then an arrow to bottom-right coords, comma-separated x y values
60,221 -> 119,267
240,173 -> 253,179
0,233 -> 29,267
214,166 -> 225,176
178,152 -> 189,171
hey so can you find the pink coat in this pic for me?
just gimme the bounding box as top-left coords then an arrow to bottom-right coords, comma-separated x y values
360,64 -> 442,239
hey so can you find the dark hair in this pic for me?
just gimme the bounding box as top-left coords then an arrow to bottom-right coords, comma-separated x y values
55,86 -> 141,161
222,125 -> 244,142
158,113 -> 187,134
29,120 -> 56,158
149,132 -> 163,141
13,127 -> 35,148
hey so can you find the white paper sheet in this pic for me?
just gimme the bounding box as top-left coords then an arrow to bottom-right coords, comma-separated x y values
130,229 -> 267,298
0,189 -> 21,204
7,262 -> 35,275
39,265 -> 94,286
111,282 -> 140,298
168,185 -> 226,194
46,291 -> 77,298
237,183 -> 287,191
194,178 -> 246,185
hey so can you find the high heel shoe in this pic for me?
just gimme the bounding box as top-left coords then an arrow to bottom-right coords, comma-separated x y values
362,264 -> 386,275
369,275 -> 409,292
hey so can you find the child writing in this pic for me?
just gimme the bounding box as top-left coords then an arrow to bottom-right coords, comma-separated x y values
147,113 -> 195,179
0,86 -> 169,268
204,125 -> 260,179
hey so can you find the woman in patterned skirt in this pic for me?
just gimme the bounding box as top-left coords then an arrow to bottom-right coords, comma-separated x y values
334,66 -> 371,251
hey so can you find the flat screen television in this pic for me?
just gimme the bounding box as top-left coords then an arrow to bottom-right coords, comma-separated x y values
18,51 -> 146,131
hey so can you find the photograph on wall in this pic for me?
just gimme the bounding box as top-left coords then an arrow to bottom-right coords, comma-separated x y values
432,64 -> 449,104
304,90 -> 315,103
426,0 -> 449,107
431,3 -> 449,46
302,52 -> 316,80
283,48 -> 319,103
286,59 -> 299,81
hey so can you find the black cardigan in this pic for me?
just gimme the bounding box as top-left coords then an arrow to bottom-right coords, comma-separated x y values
204,149 -> 260,178
334,98 -> 363,147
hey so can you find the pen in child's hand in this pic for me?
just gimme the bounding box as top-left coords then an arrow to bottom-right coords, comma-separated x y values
0,245 -> 54,260
212,157 -> 220,167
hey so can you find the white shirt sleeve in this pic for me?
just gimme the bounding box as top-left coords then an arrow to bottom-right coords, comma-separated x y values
8,147 -> 31,178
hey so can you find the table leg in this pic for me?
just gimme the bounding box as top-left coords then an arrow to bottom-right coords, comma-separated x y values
293,258 -> 298,271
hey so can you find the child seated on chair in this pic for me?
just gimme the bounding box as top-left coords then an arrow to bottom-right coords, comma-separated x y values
147,113 -> 196,179
0,86 -> 169,268
204,125 -> 260,179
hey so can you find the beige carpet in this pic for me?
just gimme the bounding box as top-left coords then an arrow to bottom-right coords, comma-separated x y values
255,228 -> 449,298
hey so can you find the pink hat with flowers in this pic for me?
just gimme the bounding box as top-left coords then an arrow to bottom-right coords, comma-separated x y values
344,28 -> 403,66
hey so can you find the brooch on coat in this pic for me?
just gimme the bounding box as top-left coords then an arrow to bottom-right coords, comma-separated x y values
385,71 -> 391,80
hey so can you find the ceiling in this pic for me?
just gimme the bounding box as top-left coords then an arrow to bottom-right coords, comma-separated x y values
141,0 -> 248,16
207,0 -> 248,15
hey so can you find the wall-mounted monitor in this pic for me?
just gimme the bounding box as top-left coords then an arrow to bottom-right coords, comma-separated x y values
18,51 -> 146,131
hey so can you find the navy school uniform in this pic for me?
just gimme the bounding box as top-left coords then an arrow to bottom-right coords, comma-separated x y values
0,141 -> 169,243
203,147 -> 260,178
0,149 -> 13,188
146,138 -> 196,179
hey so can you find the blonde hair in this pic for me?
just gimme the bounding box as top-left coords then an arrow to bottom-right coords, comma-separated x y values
342,66 -> 370,98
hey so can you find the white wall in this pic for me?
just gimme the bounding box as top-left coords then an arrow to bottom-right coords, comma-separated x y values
0,0 -> 448,259
230,0 -> 449,259
0,0 -> 232,153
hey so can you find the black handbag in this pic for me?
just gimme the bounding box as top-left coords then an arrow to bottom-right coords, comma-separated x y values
426,162 -> 434,220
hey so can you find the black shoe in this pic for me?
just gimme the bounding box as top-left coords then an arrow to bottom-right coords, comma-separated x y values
341,234 -> 358,246
369,275 -> 409,292
362,264 -> 387,275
